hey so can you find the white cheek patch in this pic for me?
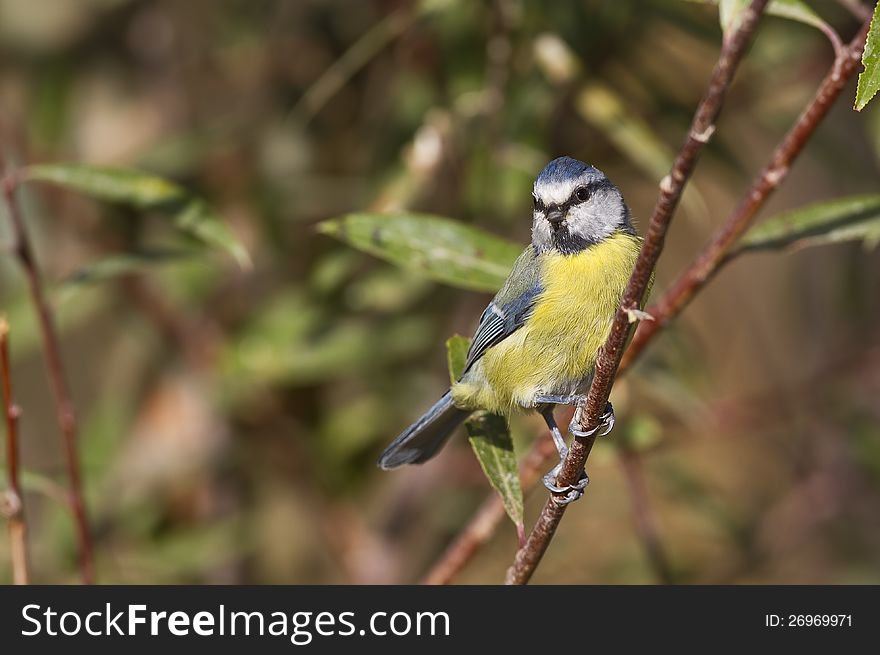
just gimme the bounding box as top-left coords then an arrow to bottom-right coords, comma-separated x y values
566,192 -> 620,242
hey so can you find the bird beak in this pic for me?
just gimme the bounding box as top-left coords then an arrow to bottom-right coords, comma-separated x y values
546,209 -> 565,228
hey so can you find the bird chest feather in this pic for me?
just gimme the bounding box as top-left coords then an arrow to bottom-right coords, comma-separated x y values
530,232 -> 641,379
475,231 -> 641,409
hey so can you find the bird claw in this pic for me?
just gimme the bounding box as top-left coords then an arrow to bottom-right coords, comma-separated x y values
569,402 -> 615,438
542,462 -> 589,505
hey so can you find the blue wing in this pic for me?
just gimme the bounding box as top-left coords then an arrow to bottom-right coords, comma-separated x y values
461,247 -> 542,375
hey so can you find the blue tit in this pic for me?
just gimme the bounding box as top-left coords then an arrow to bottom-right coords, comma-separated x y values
378,156 -> 643,487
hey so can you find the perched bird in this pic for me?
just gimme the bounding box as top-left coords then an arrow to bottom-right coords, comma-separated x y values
378,156 -> 643,500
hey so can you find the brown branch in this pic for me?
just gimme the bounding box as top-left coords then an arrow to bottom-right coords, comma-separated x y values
0,317 -> 30,584
619,17 -> 872,375
504,0 -> 770,585
2,176 -> 95,584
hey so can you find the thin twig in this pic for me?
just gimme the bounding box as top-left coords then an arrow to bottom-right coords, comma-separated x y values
1,176 -> 95,584
816,20 -> 845,59
619,17 -> 873,375
0,317 -> 30,584
618,449 -> 674,584
504,0 -> 770,585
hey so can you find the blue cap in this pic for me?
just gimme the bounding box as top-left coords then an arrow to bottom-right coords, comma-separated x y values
535,156 -> 601,186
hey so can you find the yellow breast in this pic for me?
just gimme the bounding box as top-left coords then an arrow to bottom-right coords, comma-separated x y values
453,232 -> 641,413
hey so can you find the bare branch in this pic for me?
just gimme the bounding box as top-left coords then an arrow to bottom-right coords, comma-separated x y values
0,317 -> 30,584
504,0 -> 771,585
620,16 -> 873,376
1,175 -> 95,584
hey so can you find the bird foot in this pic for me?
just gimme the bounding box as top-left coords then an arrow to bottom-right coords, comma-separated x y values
542,462 -> 589,505
569,402 -> 615,438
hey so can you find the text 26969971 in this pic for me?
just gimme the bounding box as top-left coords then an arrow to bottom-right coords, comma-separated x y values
765,614 -> 852,628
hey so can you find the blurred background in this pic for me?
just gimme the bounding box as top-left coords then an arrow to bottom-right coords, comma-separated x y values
1,0 -> 879,584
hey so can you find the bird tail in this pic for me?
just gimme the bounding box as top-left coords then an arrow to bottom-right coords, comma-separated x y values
377,391 -> 468,470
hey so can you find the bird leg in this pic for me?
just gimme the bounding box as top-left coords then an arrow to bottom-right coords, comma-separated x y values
539,405 -> 589,504
539,405 -> 568,459
536,400 -> 615,505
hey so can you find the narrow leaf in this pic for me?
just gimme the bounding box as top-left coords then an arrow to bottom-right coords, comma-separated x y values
318,212 -> 520,292
174,199 -> 251,269
689,0 -> 834,40
763,0 -> 829,34
466,411 -> 524,534
24,164 -> 186,209
718,0 -> 750,35
736,194 -> 880,253
23,164 -> 249,268
446,335 -> 471,383
855,2 -> 880,111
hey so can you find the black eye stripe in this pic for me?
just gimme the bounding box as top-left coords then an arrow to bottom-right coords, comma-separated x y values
569,179 -> 614,205
534,178 -> 614,212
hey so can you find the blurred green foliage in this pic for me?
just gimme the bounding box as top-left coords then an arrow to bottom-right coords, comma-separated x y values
24,163 -> 250,267
737,194 -> 880,253
0,0 -> 878,585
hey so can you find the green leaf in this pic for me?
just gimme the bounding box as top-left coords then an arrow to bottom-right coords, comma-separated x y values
718,0 -> 750,35
688,0 -> 834,40
736,194 -> 880,253
318,212 -> 520,292
855,2 -> 880,111
173,199 -> 251,269
465,411 -> 524,537
22,164 -> 250,268
763,0 -> 829,34
24,163 -> 187,209
446,335 -> 471,383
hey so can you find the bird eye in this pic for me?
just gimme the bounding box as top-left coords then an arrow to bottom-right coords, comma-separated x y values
575,187 -> 590,202
532,194 -> 542,210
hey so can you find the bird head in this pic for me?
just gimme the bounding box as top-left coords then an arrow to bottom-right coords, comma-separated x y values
530,156 -> 633,254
